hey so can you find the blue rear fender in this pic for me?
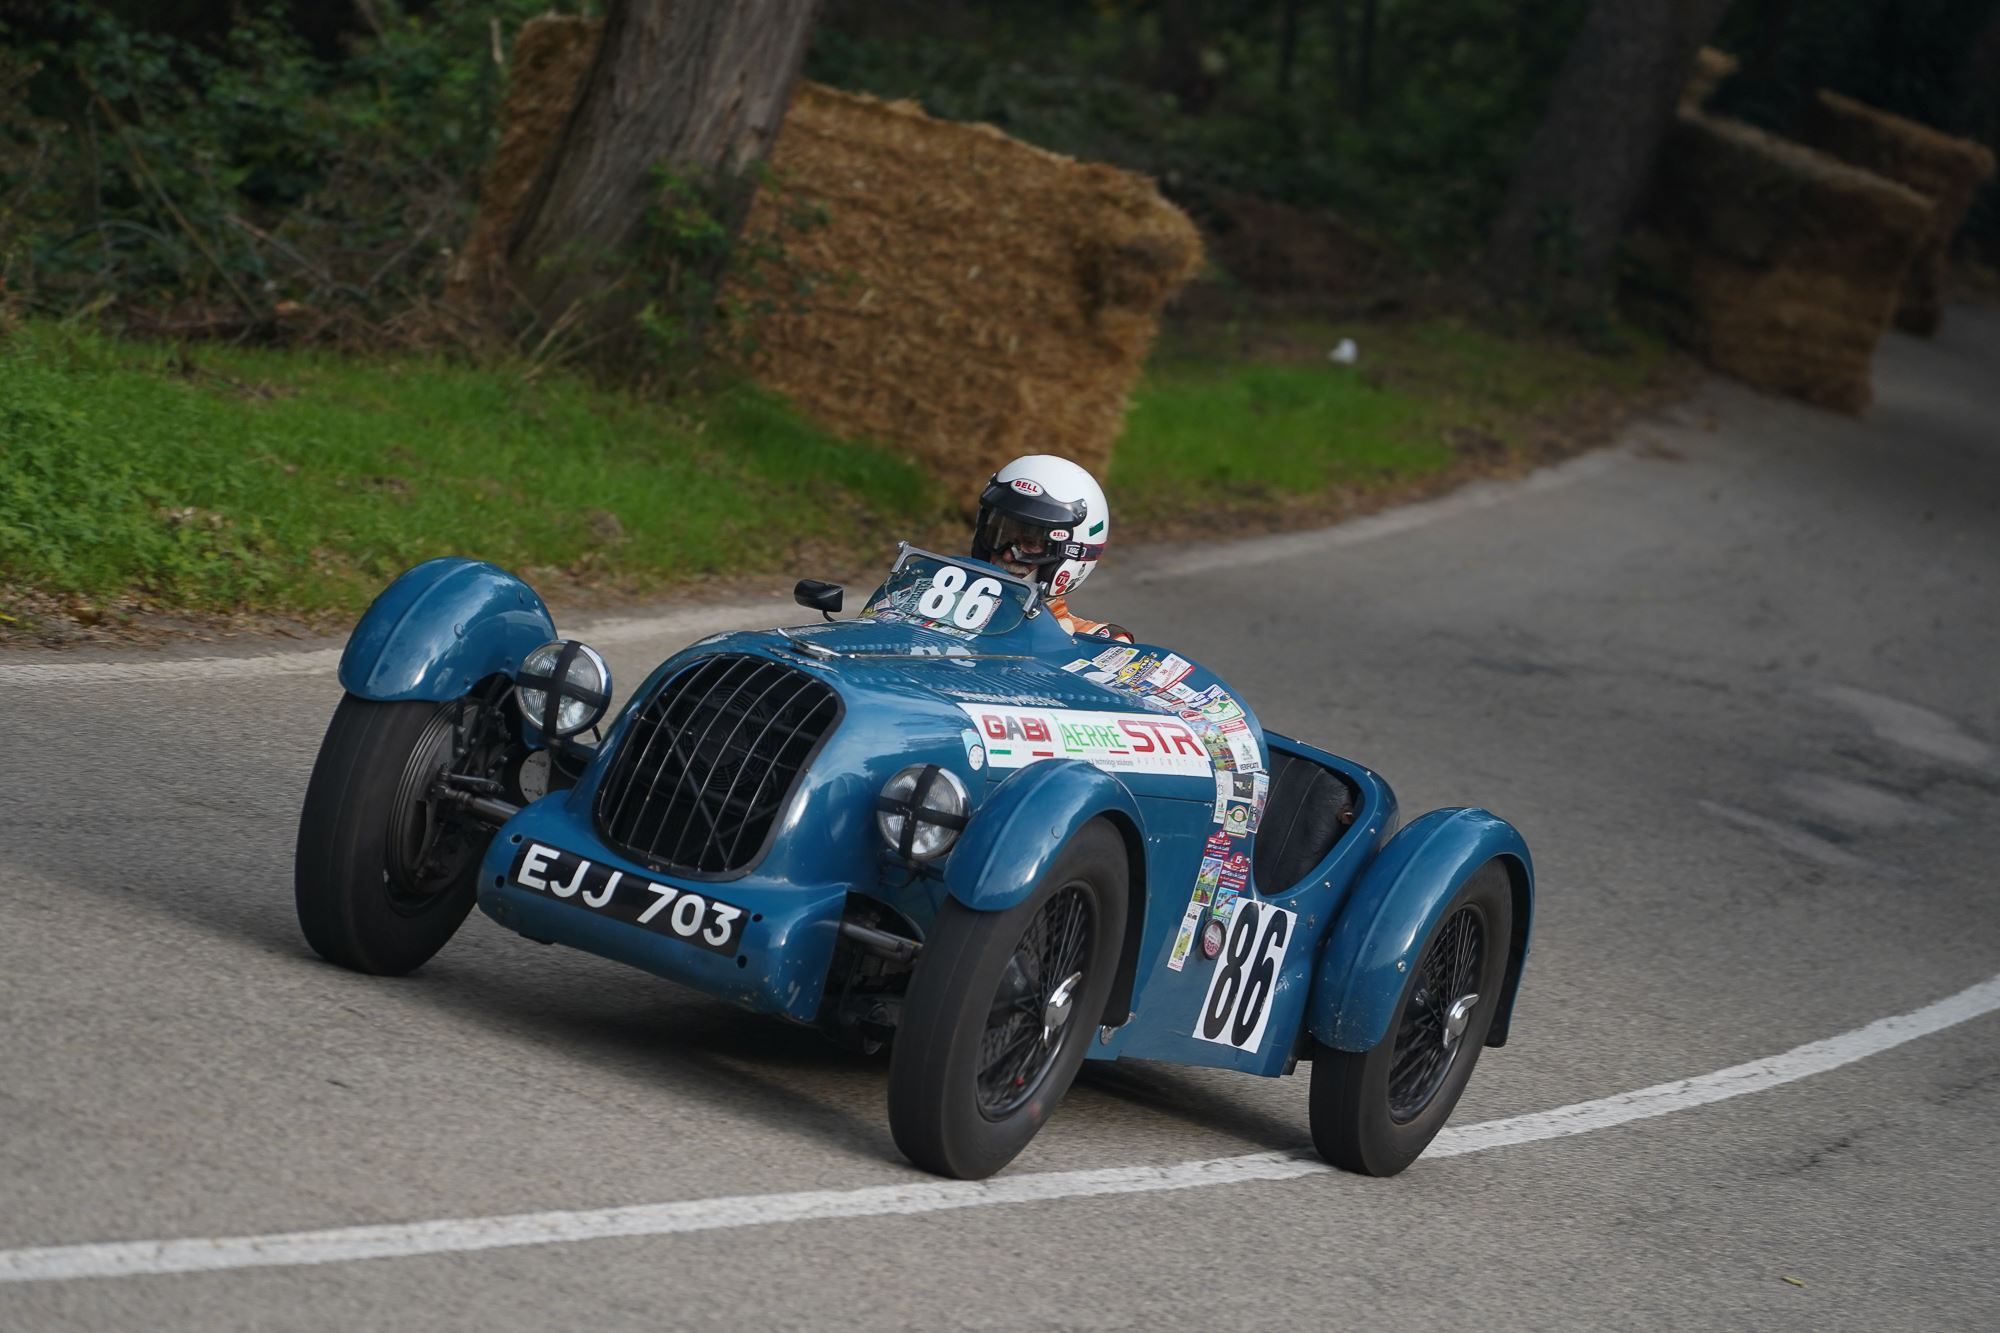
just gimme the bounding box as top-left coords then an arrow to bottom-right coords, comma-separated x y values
339,558 -> 556,702
1308,807 -> 1534,1053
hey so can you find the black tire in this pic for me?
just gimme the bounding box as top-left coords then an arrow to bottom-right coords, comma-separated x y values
294,694 -> 493,976
888,819 -> 1128,1179
1309,860 -> 1513,1177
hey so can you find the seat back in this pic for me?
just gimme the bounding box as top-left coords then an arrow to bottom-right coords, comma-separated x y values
1253,751 -> 1357,894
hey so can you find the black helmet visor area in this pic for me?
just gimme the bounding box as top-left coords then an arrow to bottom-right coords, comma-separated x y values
977,512 -> 1064,576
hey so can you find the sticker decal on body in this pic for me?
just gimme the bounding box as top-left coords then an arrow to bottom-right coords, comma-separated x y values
1194,899 -> 1296,1054
956,704 -> 1214,777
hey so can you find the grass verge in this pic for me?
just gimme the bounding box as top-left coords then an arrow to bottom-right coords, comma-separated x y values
1115,314 -> 1679,528
0,323 -> 941,634
0,313 -> 1685,643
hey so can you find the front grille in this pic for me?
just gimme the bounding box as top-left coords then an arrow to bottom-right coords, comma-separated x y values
596,654 -> 840,876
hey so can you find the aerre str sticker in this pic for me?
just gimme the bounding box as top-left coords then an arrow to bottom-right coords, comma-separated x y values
1194,899 -> 1296,1054
956,704 -> 1213,777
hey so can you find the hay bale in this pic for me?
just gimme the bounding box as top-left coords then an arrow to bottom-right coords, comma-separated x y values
447,15 -> 600,313
729,84 -> 1202,503
451,20 -> 1200,496
1642,111 -> 1932,414
1681,46 -> 1739,110
1801,90 -> 1997,335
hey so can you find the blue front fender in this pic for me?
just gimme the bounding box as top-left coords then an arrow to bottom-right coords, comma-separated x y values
944,760 -> 1145,912
1309,807 -> 1534,1053
339,558 -> 556,702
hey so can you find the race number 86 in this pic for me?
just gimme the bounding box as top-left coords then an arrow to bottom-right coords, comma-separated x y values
1195,899 -> 1295,1054
915,565 -> 1003,629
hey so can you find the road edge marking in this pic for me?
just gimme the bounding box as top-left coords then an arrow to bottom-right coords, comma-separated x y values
0,436 -> 1658,689
3,969 -> 1994,1286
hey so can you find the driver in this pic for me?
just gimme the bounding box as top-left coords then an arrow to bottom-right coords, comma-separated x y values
970,454 -> 1134,643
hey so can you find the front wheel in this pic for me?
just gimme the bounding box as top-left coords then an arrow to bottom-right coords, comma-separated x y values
887,819 -> 1128,1179
1309,860 -> 1513,1176
294,693 -> 506,976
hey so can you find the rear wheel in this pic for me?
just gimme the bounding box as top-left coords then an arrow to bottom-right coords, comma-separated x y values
888,819 -> 1128,1179
294,693 -> 507,975
1309,861 -> 1512,1176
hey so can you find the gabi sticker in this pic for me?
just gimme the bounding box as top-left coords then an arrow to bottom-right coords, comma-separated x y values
955,704 -> 1214,778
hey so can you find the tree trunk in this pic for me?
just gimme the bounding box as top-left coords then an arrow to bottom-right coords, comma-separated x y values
1743,0 -> 1795,86
505,0 -> 819,350
1155,0 -> 1218,112
1486,0 -> 1737,306
1276,0 -> 1302,99
1956,8 -> 2000,136
1352,0 -> 1378,121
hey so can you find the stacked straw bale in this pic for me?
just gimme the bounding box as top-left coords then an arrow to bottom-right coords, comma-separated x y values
1680,46 -> 1740,110
729,84 -> 1202,503
450,17 -> 1202,500
1801,91 -> 1996,336
1642,111 -> 1932,415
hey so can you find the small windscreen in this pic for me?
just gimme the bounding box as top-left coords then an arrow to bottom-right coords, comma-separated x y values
861,553 -> 1033,639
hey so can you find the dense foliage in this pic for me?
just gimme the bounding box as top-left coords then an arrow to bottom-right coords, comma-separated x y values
0,0 -> 559,331
809,0 -> 1591,264
2,0 -> 1995,337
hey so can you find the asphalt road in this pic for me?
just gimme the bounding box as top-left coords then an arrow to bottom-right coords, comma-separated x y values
3,308 -> 1997,1330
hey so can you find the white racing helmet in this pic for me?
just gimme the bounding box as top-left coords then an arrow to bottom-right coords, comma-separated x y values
970,455 -> 1110,597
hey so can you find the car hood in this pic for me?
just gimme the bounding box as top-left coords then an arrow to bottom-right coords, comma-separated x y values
655,619 -> 1266,802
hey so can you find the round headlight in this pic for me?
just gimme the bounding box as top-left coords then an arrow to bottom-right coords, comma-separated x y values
515,640 -> 612,738
875,764 -> 970,862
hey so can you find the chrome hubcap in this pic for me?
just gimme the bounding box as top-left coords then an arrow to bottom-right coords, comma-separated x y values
1387,905 -> 1485,1123
1443,993 -> 1480,1049
976,886 -> 1093,1121
1042,971 -> 1084,1042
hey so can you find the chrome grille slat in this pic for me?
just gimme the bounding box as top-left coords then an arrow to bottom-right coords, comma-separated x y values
596,654 -> 840,877
604,655 -> 727,836
667,667 -> 804,868
646,657 -> 766,863
724,691 -> 837,867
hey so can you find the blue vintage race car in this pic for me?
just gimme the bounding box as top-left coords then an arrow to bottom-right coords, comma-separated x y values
297,545 -> 1533,1179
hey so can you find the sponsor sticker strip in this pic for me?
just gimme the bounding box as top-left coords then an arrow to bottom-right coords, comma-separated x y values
1059,644 -> 1278,990
956,703 -> 1214,777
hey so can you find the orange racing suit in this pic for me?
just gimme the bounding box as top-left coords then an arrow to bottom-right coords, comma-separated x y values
1047,597 -> 1133,643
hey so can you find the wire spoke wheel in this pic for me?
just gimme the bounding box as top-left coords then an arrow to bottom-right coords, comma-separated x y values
383,695 -> 509,914
975,884 -> 1093,1120
1386,905 -> 1485,1123
889,819 -> 1128,1180
297,693 -> 516,976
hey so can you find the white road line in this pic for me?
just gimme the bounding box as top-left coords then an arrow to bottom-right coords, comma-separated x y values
4,969 -> 1994,1287
0,431 -> 1663,689
0,605 -> 774,689
1127,441 -> 1640,583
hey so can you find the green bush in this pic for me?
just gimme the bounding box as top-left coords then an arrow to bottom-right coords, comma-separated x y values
807,0 -> 1588,263
1,1 -> 551,323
